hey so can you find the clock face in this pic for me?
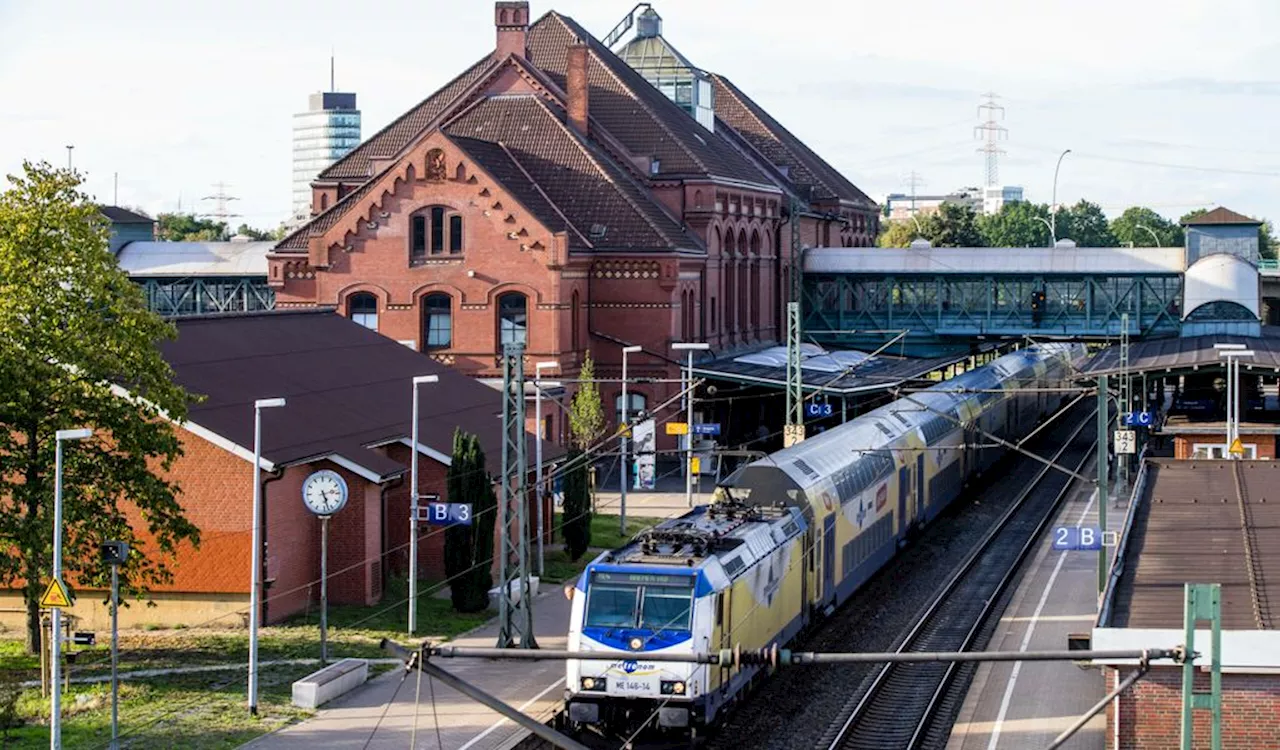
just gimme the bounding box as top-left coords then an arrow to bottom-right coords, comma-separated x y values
302,470 -> 348,516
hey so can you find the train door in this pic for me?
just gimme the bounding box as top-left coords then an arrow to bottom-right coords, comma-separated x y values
822,515 -> 835,604
898,465 -> 910,529
916,452 -> 926,519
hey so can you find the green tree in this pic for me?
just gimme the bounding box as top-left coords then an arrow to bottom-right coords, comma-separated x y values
929,202 -> 984,248
568,355 -> 605,450
0,162 -> 200,652
977,201 -> 1052,247
1056,200 -> 1117,247
156,212 -> 227,241
561,450 -> 592,561
877,219 -> 920,248
1110,207 -> 1182,248
443,429 -> 496,612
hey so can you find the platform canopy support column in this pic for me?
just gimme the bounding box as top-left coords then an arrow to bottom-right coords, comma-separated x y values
1097,374 -> 1109,593
1181,583 -> 1222,750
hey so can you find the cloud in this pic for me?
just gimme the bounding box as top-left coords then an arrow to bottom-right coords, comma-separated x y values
1131,78 -> 1280,97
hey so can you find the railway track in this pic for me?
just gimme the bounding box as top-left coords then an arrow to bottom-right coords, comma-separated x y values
818,406 -> 1097,750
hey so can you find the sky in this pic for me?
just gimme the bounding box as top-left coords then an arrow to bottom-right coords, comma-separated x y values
4,0 -> 1280,228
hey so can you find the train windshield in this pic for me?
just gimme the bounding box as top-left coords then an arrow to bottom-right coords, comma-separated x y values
584,572 -> 695,631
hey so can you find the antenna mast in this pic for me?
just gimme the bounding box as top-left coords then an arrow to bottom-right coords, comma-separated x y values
974,92 -> 1008,187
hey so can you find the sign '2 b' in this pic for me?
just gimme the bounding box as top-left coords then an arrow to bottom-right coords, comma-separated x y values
1053,526 -> 1103,551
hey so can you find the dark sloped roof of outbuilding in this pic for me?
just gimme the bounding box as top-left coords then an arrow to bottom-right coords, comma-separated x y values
99,205 -> 154,223
1181,207 -> 1262,226
160,309 -> 560,477
1107,459 -> 1280,629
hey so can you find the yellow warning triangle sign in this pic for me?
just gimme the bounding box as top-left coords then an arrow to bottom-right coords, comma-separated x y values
38,578 -> 72,609
1229,438 -> 1246,456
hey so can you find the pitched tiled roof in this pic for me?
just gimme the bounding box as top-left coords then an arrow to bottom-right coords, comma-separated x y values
275,173 -> 385,250
162,310 -> 561,476
527,13 -> 773,187
317,55 -> 496,181
711,74 -> 875,208
1181,206 -> 1262,226
444,95 -> 694,251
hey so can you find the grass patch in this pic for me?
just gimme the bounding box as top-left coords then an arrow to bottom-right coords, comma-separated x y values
553,513 -> 664,553
0,577 -> 492,747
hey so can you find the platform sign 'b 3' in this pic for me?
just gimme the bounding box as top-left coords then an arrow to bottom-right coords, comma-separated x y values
1113,429 -> 1136,455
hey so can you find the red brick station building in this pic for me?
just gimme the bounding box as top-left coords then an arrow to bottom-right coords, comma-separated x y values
271,2 -> 878,444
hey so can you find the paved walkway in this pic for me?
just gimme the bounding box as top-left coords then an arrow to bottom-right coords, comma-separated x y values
947,472 -> 1108,750
246,591 -> 572,750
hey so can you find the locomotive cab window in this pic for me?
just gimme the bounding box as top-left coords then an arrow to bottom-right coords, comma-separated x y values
585,572 -> 695,631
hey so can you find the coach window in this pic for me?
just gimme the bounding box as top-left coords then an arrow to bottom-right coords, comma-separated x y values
348,292 -> 378,331
498,292 -> 528,348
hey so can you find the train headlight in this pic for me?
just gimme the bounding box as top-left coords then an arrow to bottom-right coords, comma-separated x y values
629,637 -> 644,651
660,680 -> 687,695
581,677 -> 605,691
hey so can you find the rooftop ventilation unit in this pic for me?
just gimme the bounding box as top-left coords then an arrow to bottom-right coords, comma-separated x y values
1054,238 -> 1078,248
909,238 -> 932,249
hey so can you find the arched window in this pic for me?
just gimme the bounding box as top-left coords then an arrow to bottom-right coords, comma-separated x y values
319,193 -> 329,211
616,392 -> 647,426
750,230 -> 761,256
422,293 -> 452,350
348,292 -> 378,331
409,206 -> 464,263
498,292 -> 528,348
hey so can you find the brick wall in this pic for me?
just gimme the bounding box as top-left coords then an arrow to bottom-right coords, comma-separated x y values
1173,433 -> 1276,459
1106,665 -> 1280,749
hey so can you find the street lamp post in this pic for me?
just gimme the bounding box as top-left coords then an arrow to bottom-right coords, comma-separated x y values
408,375 -> 438,635
50,427 -> 92,750
1050,148 -> 1071,243
620,346 -> 642,535
533,361 -> 558,577
248,397 -> 285,716
1034,217 -> 1054,247
1135,224 -> 1162,247
672,343 -> 710,507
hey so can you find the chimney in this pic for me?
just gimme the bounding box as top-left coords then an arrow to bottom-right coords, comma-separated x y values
495,1 -> 529,59
566,37 -> 589,134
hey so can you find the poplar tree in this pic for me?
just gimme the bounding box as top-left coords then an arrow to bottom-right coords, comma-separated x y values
444,430 -> 496,612
0,162 -> 199,652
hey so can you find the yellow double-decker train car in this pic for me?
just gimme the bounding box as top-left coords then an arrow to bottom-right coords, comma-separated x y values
564,343 -> 1084,738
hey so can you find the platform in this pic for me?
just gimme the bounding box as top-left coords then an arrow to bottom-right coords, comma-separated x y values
947,465 -> 1109,750
246,591 -> 570,750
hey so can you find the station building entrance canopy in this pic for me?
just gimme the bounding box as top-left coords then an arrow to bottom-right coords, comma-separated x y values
801,208 -> 1266,356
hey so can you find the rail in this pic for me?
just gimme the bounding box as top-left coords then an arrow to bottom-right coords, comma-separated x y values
822,405 -> 1097,750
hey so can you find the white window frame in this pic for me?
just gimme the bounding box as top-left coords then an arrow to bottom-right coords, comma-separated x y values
1191,442 -> 1257,459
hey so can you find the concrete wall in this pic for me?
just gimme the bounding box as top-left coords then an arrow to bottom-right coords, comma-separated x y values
0,591 -> 249,632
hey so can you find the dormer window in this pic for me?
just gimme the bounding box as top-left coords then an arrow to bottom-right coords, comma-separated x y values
409,206 -> 464,264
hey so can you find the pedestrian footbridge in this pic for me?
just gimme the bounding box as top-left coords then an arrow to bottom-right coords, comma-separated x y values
802,208 -> 1269,356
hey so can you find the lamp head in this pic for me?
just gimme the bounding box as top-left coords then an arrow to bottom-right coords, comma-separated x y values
254,397 -> 286,409
56,428 -> 93,441
412,375 -> 439,385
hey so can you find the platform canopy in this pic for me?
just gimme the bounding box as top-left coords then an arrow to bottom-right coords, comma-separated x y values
692,344 -> 982,396
1080,332 -> 1280,378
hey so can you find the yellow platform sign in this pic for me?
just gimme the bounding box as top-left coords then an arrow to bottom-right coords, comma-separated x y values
1229,437 -> 1245,456
665,422 -> 689,435
38,578 -> 72,609
690,457 -> 701,474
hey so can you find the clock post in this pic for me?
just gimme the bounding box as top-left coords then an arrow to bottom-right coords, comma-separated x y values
301,469 -> 348,666
319,514 -> 330,665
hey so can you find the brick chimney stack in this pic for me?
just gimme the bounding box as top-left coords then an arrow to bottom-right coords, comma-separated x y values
495,1 -> 529,59
566,37 -> 589,134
